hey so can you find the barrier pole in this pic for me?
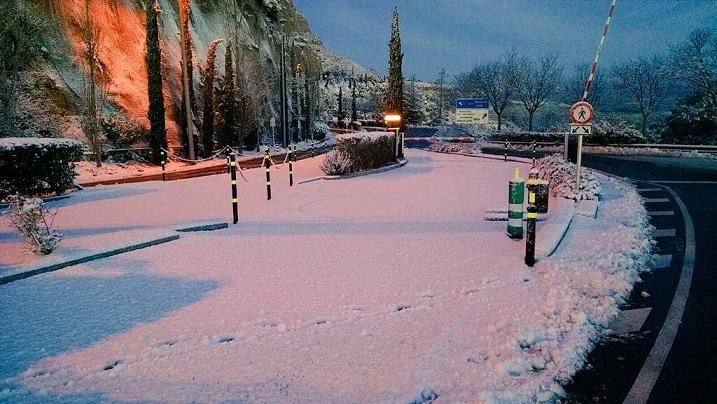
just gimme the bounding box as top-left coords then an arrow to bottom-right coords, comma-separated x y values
229,152 -> 238,224
161,151 -> 166,181
525,190 -> 537,266
264,147 -> 272,200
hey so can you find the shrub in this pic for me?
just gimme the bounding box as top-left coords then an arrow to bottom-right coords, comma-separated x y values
0,137 -> 83,200
534,153 -> 601,201
5,194 -> 63,255
320,150 -> 353,175
102,114 -> 148,146
590,114 -> 645,145
335,131 -> 396,172
311,121 -> 329,141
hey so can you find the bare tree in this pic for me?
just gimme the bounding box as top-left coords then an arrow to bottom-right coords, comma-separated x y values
80,0 -> 107,167
564,62 -> 605,110
514,54 -> 562,131
670,28 -> 717,110
612,56 -> 671,136
457,51 -> 518,131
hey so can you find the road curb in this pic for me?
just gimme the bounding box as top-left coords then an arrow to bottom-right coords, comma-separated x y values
0,232 -> 179,285
0,221 -> 229,286
536,198 -> 576,257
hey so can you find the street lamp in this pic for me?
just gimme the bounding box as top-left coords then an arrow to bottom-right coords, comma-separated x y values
384,113 -> 402,160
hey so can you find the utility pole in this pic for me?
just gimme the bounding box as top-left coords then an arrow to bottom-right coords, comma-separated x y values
179,0 -> 195,160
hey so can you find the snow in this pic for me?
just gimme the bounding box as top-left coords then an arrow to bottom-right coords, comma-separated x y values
0,149 -> 651,402
0,137 -> 83,151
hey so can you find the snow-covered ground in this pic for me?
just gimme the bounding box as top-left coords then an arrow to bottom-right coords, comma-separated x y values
0,149 -> 651,402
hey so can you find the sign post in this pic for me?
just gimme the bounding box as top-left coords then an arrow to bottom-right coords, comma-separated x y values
568,101 -> 594,191
455,98 -> 490,124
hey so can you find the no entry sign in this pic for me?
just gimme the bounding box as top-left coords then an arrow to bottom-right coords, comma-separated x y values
569,101 -> 594,125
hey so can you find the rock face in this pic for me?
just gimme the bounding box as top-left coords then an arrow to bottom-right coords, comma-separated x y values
13,0 -> 373,146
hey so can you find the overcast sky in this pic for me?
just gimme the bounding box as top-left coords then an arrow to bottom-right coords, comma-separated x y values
293,0 -> 717,81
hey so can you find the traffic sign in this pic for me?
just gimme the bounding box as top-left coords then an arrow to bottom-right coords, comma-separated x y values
456,98 -> 490,124
570,124 -> 592,135
456,98 -> 489,109
569,101 -> 594,124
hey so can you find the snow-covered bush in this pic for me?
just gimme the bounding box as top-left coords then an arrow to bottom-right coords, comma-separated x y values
311,121 -> 329,141
335,131 -> 396,172
590,114 -> 645,145
534,154 -> 601,200
102,114 -> 148,147
429,142 -> 480,154
5,194 -> 63,255
0,138 -> 83,200
320,150 -> 353,175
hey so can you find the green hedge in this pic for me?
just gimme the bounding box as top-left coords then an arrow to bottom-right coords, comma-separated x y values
0,138 -> 84,200
335,132 -> 396,172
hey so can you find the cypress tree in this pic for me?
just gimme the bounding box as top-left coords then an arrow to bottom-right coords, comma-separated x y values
179,0 -> 196,156
337,86 -> 343,128
351,78 -> 358,123
146,0 -> 167,164
200,38 -> 223,155
384,6 -> 404,122
221,43 -> 237,147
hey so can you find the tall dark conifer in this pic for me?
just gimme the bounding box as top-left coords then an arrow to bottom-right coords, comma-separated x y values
200,39 -> 223,155
179,0 -> 196,155
337,86 -> 343,128
351,79 -> 358,123
222,44 -> 237,147
146,0 -> 167,164
384,6 -> 404,122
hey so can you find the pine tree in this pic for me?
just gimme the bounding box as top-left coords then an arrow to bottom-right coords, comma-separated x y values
146,0 -> 167,164
384,6 -> 404,122
200,38 -> 223,155
221,43 -> 237,147
351,78 -> 358,123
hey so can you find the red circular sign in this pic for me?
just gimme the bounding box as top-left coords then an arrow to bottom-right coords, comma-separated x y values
569,101 -> 594,124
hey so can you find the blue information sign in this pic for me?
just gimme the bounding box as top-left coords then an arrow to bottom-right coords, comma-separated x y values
456,98 -> 489,109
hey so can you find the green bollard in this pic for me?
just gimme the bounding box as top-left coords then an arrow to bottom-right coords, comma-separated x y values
507,167 -> 525,239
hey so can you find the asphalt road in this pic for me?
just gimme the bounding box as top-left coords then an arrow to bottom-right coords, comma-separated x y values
446,145 -> 717,402
563,154 -> 717,404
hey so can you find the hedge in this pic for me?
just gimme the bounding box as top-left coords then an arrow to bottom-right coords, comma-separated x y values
335,131 -> 396,172
0,138 -> 84,200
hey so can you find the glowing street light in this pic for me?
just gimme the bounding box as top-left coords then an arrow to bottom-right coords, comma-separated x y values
384,113 -> 403,160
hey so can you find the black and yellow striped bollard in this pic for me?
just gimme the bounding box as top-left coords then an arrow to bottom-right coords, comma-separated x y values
532,141 -> 536,166
525,189 -> 537,267
229,152 -> 238,224
160,151 -> 166,181
288,144 -> 294,187
504,141 -> 509,162
263,147 -> 272,200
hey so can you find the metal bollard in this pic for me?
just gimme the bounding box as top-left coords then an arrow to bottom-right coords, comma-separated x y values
229,152 -> 238,224
507,168 -> 525,239
311,139 -> 315,157
288,144 -> 294,187
525,190 -> 537,266
264,147 -> 272,200
536,179 -> 550,213
161,151 -> 166,181
504,141 -> 509,162
532,141 -> 536,166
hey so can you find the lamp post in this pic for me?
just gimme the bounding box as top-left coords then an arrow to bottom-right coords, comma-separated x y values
384,113 -> 402,160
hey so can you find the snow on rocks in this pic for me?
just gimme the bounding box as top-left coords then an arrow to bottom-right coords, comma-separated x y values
0,149 -> 652,402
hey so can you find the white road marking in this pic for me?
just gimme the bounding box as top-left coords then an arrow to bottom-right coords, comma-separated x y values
647,211 -> 674,217
650,181 -> 717,184
643,198 -> 669,203
637,188 -> 662,192
654,254 -> 672,269
653,228 -> 676,238
624,185 -> 696,404
610,308 -> 652,335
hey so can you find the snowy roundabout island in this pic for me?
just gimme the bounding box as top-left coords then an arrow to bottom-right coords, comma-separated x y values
0,149 -> 652,403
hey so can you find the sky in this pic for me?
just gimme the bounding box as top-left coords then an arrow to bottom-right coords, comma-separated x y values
293,0 -> 717,81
